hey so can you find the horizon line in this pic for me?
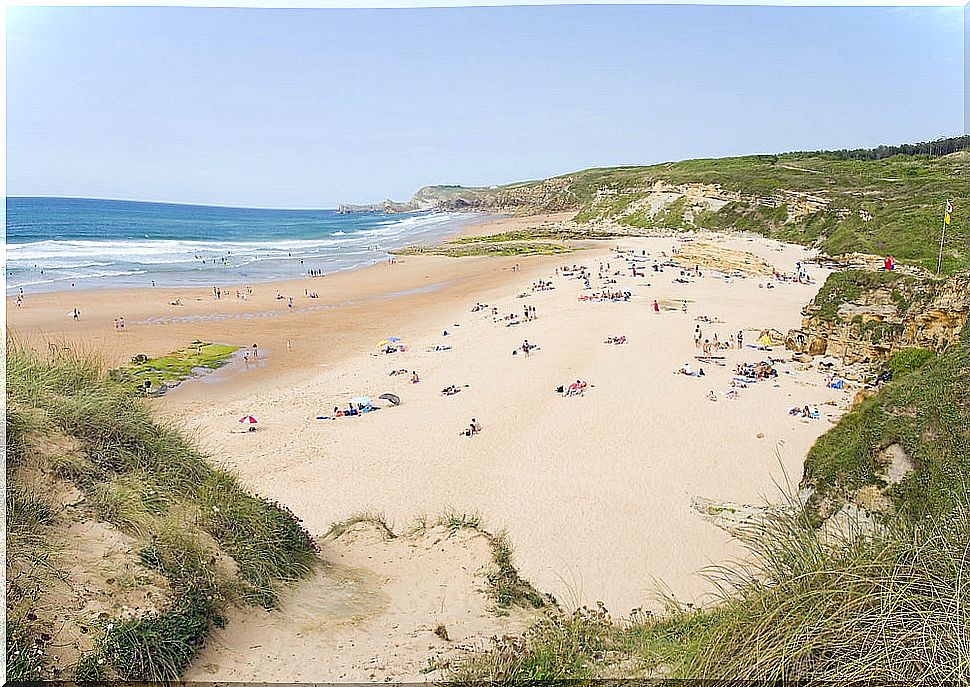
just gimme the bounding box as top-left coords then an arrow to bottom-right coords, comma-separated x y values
5,195 -> 367,213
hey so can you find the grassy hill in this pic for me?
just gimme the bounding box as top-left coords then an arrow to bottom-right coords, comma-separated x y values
6,345 -> 319,681
416,137 -> 969,275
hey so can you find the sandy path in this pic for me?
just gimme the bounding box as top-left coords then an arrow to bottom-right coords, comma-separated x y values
185,523 -> 536,683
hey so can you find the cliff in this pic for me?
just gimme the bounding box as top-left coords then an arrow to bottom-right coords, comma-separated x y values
785,271 -> 970,363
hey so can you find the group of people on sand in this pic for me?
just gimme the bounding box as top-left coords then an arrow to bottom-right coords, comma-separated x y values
211,285 -> 257,301
441,384 -> 466,396
307,269 -> 327,277
556,380 -> 589,396
695,325 -> 743,354
578,289 -> 631,303
735,360 -> 777,381
532,279 -> 554,292
604,335 -> 627,345
112,316 -> 126,332
789,405 -> 821,419
389,369 -> 420,384
677,362 -> 706,377
331,401 -> 377,417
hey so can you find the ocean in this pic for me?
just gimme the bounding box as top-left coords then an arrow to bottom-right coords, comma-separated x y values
5,197 -> 476,294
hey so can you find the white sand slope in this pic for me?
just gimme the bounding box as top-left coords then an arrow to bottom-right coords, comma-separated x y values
185,523 -> 537,683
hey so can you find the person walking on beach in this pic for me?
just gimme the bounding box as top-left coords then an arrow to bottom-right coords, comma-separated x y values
252,343 -> 258,359
73,308 -> 80,321
119,316 -> 125,332
738,330 -> 744,348
653,300 -> 660,313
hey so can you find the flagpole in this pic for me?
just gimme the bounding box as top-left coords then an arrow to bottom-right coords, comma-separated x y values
937,200 -> 949,275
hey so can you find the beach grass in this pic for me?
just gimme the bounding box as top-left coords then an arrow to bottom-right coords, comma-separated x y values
5,343 -> 318,681
111,341 -> 238,394
327,510 -> 398,540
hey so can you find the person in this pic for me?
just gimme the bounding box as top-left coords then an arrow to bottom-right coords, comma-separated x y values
411,370 -> 419,384
73,308 -> 80,321
286,340 -> 293,352
471,418 -> 481,433
119,316 -> 125,332
738,330 -> 744,347
252,343 -> 258,358
653,300 -> 660,313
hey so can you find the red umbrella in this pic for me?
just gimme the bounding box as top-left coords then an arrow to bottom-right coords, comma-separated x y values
239,415 -> 258,425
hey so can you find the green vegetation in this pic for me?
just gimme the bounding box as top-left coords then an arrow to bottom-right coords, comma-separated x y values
803,329 -> 969,523
441,138 -> 968,274
570,151 -> 968,273
393,240 -> 573,257
327,510 -> 397,540
887,347 -> 936,377
111,341 -> 237,394
6,344 -> 318,681
810,270 -> 910,322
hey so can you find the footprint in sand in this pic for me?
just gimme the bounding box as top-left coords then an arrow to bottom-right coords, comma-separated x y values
279,564 -> 389,633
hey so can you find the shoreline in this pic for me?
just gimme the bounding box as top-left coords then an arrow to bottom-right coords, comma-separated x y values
5,208 -> 508,297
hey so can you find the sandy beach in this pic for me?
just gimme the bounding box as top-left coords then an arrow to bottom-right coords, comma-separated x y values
7,214 -> 854,680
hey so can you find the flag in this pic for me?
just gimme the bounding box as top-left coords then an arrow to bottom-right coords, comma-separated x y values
945,200 -> 952,225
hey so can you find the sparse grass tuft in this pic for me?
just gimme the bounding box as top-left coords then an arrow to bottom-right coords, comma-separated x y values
327,510 -> 397,540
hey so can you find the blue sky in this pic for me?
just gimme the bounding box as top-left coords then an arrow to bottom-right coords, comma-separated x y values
6,4 -> 965,208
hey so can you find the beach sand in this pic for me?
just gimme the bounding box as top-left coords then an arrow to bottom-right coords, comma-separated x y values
7,214 -> 855,681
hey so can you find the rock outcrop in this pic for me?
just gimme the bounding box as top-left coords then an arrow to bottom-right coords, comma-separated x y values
786,272 -> 970,363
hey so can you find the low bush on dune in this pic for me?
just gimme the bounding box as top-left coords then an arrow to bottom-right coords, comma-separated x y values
5,343 -> 319,682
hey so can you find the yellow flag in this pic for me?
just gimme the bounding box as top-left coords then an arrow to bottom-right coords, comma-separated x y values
945,200 -> 953,225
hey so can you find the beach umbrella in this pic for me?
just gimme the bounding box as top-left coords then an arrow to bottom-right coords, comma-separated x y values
350,396 -> 372,406
387,337 -> 402,342
239,415 -> 258,425
379,393 -> 401,406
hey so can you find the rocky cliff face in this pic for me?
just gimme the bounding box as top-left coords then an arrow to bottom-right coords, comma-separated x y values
409,177 -> 578,214
786,272 -> 970,363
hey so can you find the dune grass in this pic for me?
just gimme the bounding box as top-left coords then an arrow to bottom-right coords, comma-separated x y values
5,343 -> 319,681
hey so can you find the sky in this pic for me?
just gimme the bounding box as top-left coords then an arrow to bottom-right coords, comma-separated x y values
5,4 -> 966,208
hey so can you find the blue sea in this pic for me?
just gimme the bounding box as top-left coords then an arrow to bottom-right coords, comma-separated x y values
5,197 -> 476,293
